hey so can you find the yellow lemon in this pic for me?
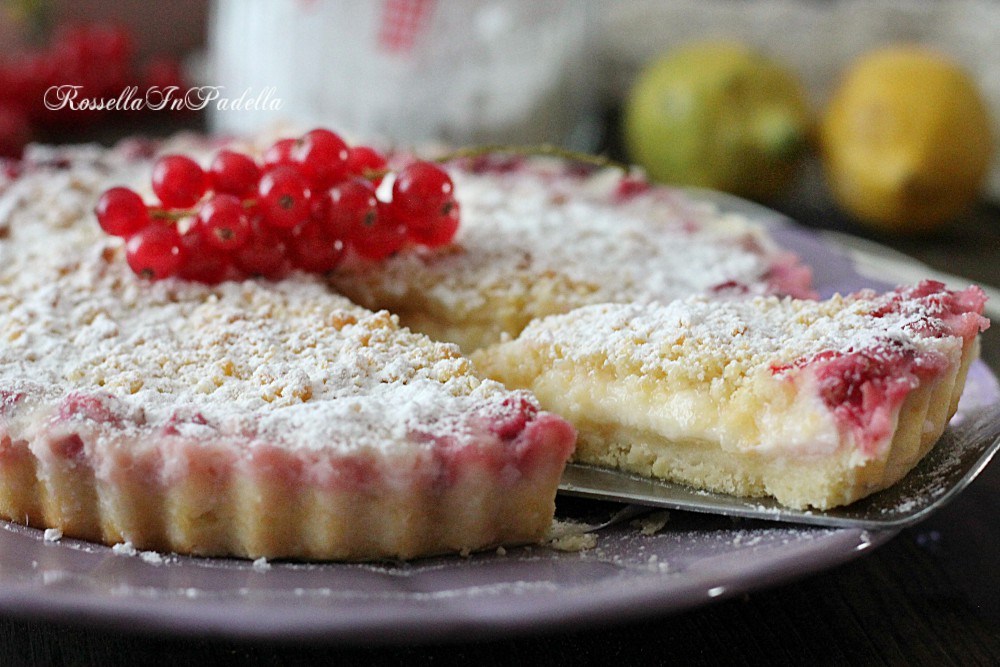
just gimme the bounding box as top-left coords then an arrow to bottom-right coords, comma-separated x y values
623,40 -> 812,202
821,46 -> 995,234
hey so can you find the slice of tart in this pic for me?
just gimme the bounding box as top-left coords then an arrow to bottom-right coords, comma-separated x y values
331,158 -> 815,352
0,145 -> 575,561
473,282 -> 989,509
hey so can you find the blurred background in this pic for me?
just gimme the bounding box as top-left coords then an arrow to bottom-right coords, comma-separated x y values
1,0 -> 999,255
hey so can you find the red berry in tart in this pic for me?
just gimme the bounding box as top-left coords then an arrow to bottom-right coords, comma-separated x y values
257,165 -> 311,230
177,228 -> 230,284
288,222 -> 345,274
351,201 -> 408,261
125,224 -> 183,280
232,217 -> 289,279
94,186 -> 150,237
613,175 -> 652,201
196,193 -> 251,251
407,198 -> 461,247
262,137 -> 298,169
151,154 -> 207,208
390,161 -> 460,246
293,128 -> 350,191
345,145 -> 388,183
326,178 -> 378,241
208,149 -> 261,199
392,161 -> 455,212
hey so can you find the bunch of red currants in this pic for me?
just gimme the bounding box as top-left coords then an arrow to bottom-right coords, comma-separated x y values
95,129 -> 461,282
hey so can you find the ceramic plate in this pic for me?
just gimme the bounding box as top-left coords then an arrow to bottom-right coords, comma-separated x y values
0,195 -> 995,643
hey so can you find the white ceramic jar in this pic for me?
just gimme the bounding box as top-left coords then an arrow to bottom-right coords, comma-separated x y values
208,0 -> 596,148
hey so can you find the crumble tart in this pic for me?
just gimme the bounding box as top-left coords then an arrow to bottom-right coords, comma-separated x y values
0,145 -> 575,560
473,281 -> 989,509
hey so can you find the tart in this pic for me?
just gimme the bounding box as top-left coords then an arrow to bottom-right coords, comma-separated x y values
331,158 -> 815,352
0,145 -> 575,560
0,136 -> 987,561
473,281 -> 989,509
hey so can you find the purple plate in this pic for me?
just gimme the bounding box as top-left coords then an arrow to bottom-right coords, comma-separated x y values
0,194 -> 995,643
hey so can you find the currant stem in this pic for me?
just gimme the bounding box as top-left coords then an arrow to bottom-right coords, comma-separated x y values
149,198 -> 257,222
431,144 -> 631,172
149,208 -> 194,222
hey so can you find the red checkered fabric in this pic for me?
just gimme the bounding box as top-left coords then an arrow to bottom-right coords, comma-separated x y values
378,0 -> 437,53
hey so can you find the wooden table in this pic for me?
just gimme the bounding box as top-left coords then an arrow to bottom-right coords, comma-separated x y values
1,132 -> 998,665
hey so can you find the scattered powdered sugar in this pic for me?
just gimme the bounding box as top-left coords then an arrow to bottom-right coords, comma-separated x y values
547,531 -> 598,552
252,557 -> 271,571
42,528 -> 63,542
112,542 -> 137,556
140,550 -> 165,565
108,540 -> 171,565
545,517 -> 602,552
632,510 -> 671,536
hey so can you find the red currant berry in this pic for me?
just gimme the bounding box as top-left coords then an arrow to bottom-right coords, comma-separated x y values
309,189 -> 334,226
151,154 -> 207,208
406,199 -> 460,247
95,186 -> 150,237
262,137 -> 297,169
196,194 -> 251,251
257,165 -> 310,230
326,178 -> 378,241
292,128 -> 349,190
125,225 -> 183,280
177,229 -> 230,284
289,222 -> 345,274
391,161 -> 456,217
390,161 -> 460,246
208,149 -> 260,198
232,217 -> 289,279
350,201 -> 407,261
345,145 -> 388,184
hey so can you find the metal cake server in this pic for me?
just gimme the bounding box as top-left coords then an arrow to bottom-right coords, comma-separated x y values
558,402 -> 1000,529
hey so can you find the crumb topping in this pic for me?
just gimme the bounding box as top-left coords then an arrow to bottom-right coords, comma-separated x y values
0,145 -> 536,453
507,284 -> 986,385
332,163 -> 814,322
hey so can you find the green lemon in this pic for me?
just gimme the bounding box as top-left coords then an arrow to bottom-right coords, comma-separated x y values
623,41 -> 812,202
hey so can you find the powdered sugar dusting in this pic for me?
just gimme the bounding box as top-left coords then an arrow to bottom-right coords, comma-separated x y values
331,162 -> 813,343
0,144 -> 542,456
510,287 -> 978,385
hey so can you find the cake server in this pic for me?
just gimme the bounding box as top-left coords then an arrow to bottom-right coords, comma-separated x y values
558,384 -> 1000,530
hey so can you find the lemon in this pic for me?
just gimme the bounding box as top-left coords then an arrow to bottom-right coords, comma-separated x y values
622,40 -> 812,202
821,46 -> 995,234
